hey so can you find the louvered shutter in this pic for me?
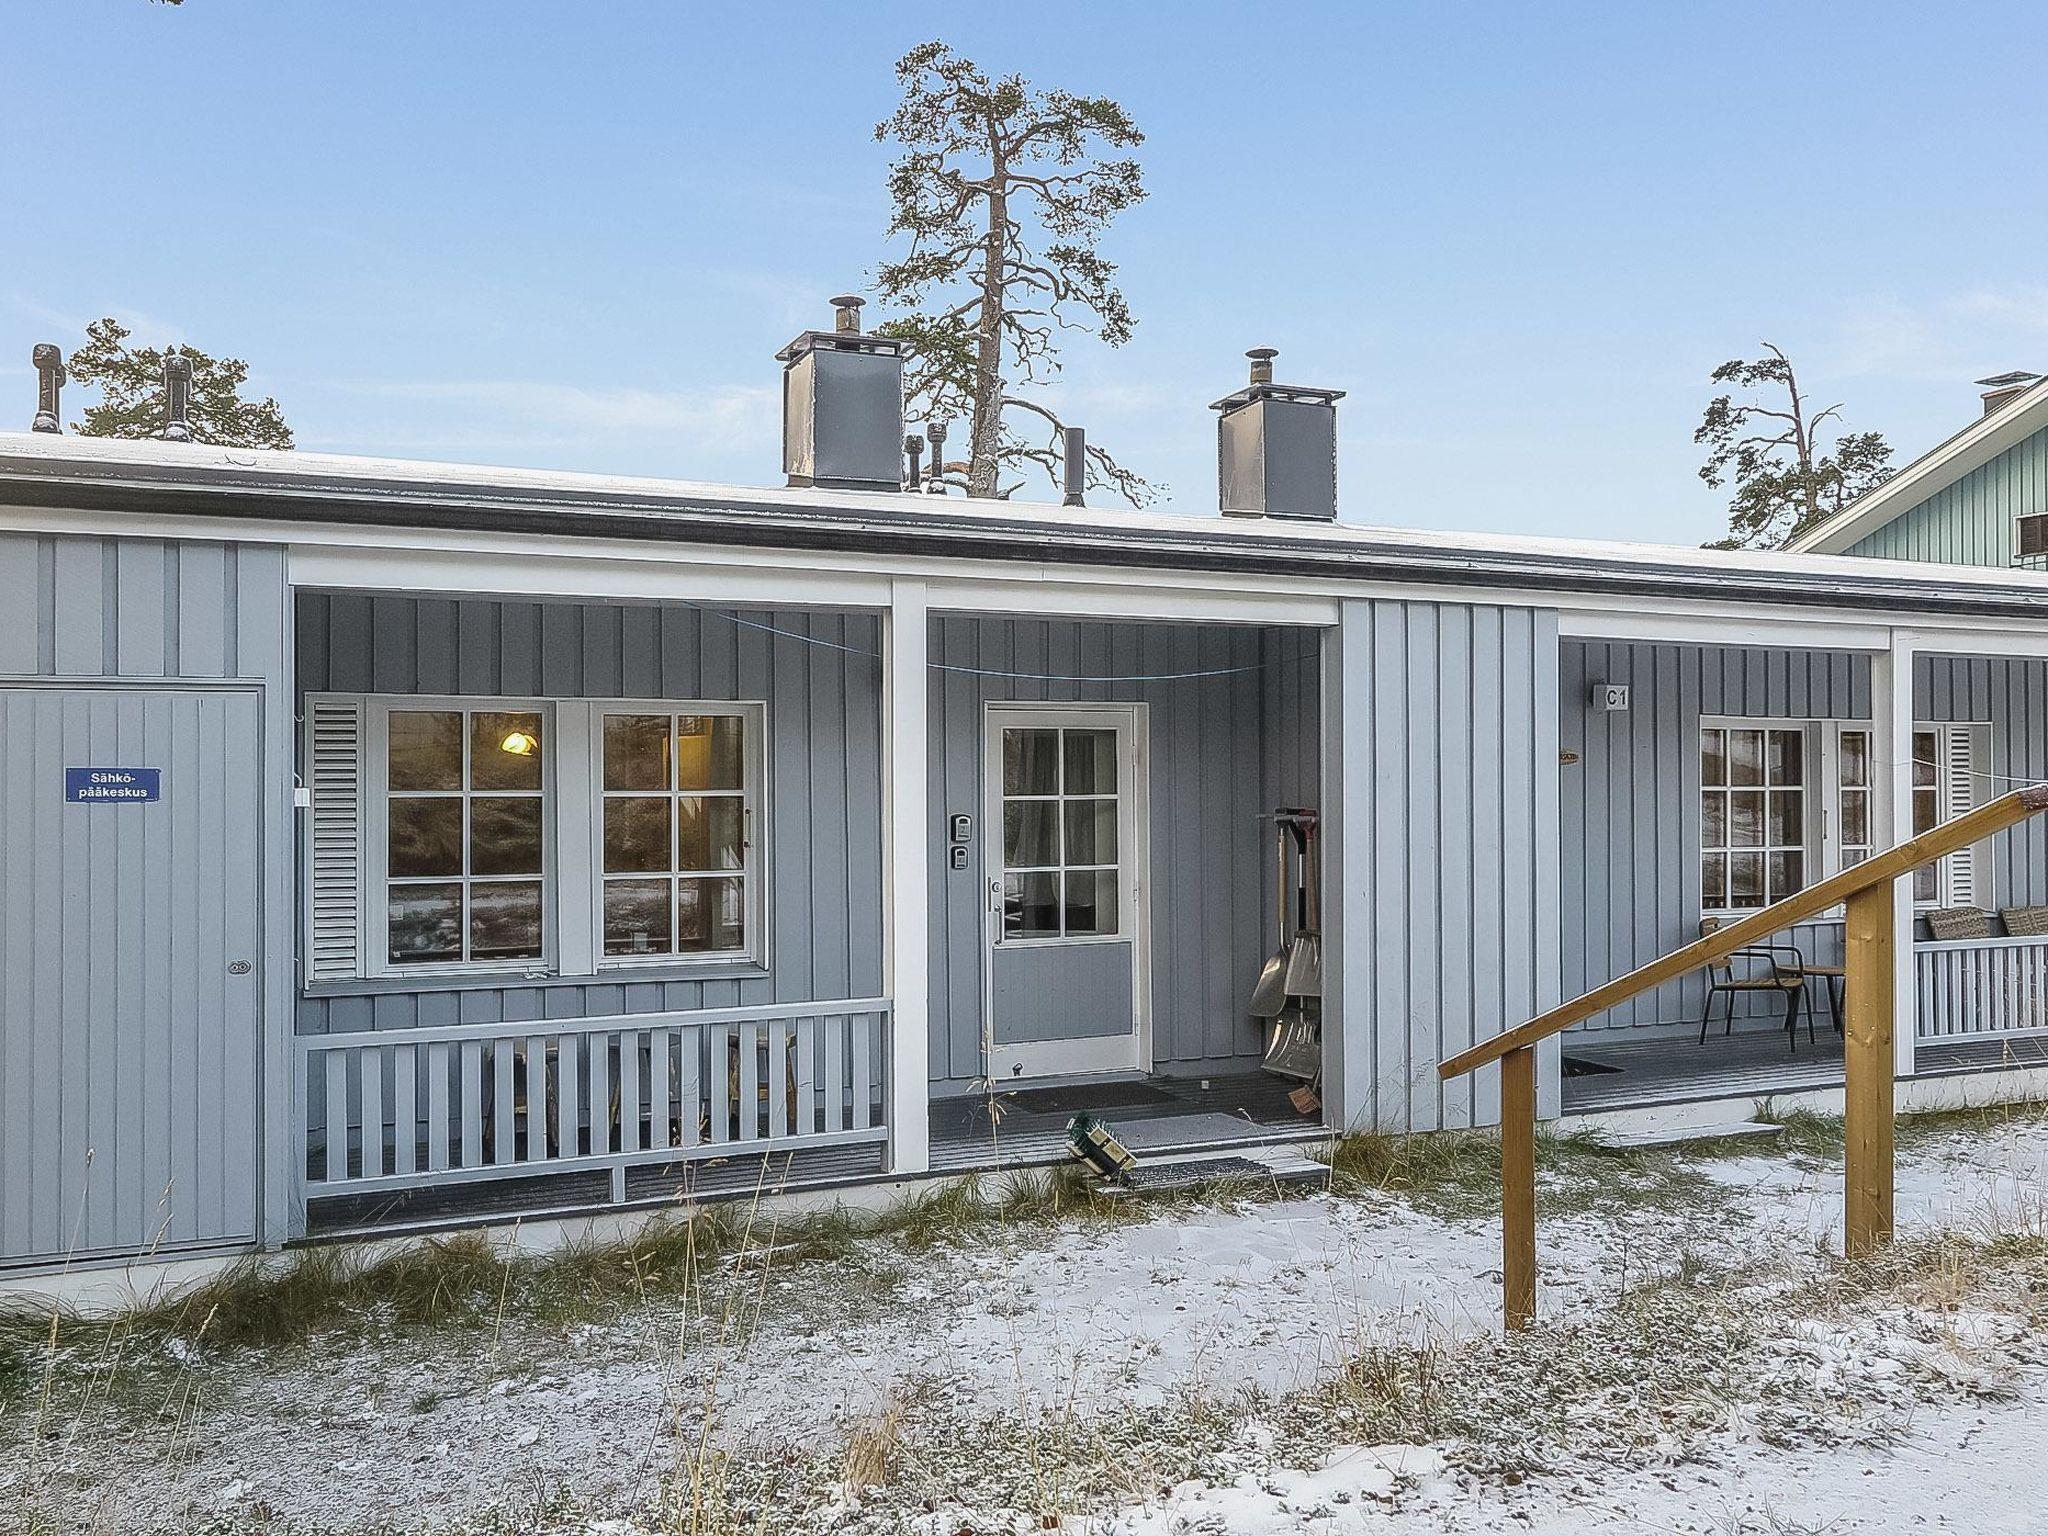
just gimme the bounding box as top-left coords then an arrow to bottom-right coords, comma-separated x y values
306,697 -> 366,979
1943,725 -> 1980,907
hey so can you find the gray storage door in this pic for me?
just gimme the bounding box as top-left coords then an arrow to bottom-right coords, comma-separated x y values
1,687 -> 263,1266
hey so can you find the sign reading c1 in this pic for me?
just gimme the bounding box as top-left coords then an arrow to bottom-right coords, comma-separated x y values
64,767 -> 162,804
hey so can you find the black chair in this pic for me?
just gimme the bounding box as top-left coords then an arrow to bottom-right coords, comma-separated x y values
1698,919 -> 1813,1049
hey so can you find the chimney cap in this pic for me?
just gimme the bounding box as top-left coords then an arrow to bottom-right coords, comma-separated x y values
1976,370 -> 2041,389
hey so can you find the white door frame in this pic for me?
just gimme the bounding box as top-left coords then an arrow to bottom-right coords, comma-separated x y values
981,702 -> 1152,1080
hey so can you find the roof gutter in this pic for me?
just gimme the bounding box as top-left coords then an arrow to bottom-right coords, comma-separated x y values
11,456 -> 2048,624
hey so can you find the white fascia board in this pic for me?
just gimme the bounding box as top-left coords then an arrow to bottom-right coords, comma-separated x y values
1557,606 -> 1893,651
1785,378 -> 2048,555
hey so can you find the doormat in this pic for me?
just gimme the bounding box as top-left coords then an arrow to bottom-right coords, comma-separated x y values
1004,1080 -> 1179,1115
1560,1053 -> 1624,1078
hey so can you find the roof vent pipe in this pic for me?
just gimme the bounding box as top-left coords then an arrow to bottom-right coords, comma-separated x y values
160,351 -> 194,443
924,419 -> 948,494
904,433 -> 925,491
1210,347 -> 1346,521
1062,425 -> 1087,507
1977,370 -> 2041,417
30,343 -> 63,433
776,294 -> 906,492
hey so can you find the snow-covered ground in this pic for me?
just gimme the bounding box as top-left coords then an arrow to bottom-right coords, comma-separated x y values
7,1107 -> 2048,1533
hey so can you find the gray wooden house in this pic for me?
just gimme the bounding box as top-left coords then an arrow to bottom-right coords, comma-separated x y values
7,324 -> 2048,1280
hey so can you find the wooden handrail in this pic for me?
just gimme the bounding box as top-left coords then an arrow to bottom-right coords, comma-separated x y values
1437,781 -> 2048,1332
1440,783 -> 2048,1082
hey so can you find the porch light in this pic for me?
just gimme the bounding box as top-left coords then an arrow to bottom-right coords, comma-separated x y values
498,729 -> 539,757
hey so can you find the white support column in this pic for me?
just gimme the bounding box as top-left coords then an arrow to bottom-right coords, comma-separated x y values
883,579 -> 932,1174
1874,628 -> 1918,1077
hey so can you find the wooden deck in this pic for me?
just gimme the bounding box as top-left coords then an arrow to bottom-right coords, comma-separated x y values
1561,1027 -> 2048,1115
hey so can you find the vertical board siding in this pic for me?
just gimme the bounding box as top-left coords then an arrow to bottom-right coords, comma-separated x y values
1560,641 -> 1869,1032
1846,423 -> 2048,566
0,534 -> 293,1266
1331,599 -> 1560,1133
293,595 -> 885,1033
925,618 -> 1322,1090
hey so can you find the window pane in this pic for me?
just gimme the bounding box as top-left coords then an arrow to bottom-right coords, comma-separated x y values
604,714 -> 670,791
471,712 -> 542,791
1063,799 -> 1118,866
1914,786 -> 1939,836
1843,847 -> 1868,870
1003,870 -> 1061,938
603,879 -> 672,956
389,797 -> 463,876
469,880 -> 542,961
471,796 -> 543,876
676,716 -> 744,791
1063,730 -> 1118,795
388,882 -> 462,963
677,796 -> 745,872
1729,791 -> 1764,848
1701,793 -> 1726,849
1729,730 -> 1764,787
1729,852 -> 1764,907
677,876 -> 745,952
1914,864 -> 1937,902
1766,789 -> 1803,848
1003,800 -> 1059,867
1841,790 -> 1869,848
604,797 -> 673,874
1768,851 -> 1804,902
1839,731 -> 1868,789
388,711 -> 462,791
1702,853 -> 1728,910
1003,729 -> 1059,795
1064,868 -> 1118,936
1767,730 -> 1803,788
1700,729 -> 1727,787
1913,731 -> 1938,788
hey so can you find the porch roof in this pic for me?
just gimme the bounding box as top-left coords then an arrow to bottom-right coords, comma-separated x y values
14,430 -> 2048,622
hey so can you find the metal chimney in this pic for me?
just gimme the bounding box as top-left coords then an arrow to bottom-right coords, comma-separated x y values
776,295 -> 906,492
1210,348 -> 1345,521
1977,370 -> 2041,417
1062,425 -> 1086,506
160,351 -> 194,443
30,344 -> 64,433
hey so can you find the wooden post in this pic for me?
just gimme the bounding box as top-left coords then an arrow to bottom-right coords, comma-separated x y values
1501,1045 -> 1537,1329
1842,883 -> 1896,1257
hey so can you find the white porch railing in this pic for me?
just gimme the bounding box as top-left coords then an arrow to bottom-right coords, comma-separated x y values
295,999 -> 890,1199
1915,938 -> 2048,1041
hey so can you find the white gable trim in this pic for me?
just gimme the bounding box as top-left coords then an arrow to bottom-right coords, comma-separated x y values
1786,375 -> 2048,555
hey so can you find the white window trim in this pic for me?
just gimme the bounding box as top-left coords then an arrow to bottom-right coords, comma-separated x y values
1697,715 -> 1989,920
582,699 -> 770,973
364,695 -> 557,980
1908,721 -> 1989,911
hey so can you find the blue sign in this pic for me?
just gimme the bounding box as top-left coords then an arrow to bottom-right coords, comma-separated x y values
65,767 -> 161,804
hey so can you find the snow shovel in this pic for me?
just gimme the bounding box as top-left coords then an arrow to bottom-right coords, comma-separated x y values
1281,816 -> 1322,1000
1249,820 -> 1293,1018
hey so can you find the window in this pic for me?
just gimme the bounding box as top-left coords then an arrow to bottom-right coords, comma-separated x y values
999,725 -> 1121,939
598,709 -> 757,961
382,706 -> 547,967
1836,729 -> 1873,871
2017,512 -> 2048,569
1701,725 -> 1807,911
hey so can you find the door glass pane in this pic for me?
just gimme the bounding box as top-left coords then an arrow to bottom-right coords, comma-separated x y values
604,879 -> 672,956
1003,871 -> 1061,938
1768,851 -> 1804,902
470,796 -> 543,876
603,714 -> 671,791
1729,730 -> 1764,786
1729,852 -> 1764,907
1912,731 -> 1939,788
604,797 -> 672,874
471,712 -> 542,791
676,716 -> 744,791
388,711 -> 462,791
1841,790 -> 1869,847
1064,869 -> 1118,936
677,796 -> 745,872
1063,799 -> 1118,866
388,797 -> 463,876
1914,864 -> 1937,902
1701,793 -> 1726,848
388,882 -> 462,963
677,876 -> 745,952
1003,800 -> 1059,867
469,880 -> 542,960
1700,729 -> 1727,787
1914,786 -> 1939,836
1839,731 -> 1868,788
1766,789 -> 1802,848
1766,729 -> 1803,787
1702,853 -> 1727,910
1003,730 -> 1059,795
1728,791 -> 1764,847
1063,730 -> 1118,795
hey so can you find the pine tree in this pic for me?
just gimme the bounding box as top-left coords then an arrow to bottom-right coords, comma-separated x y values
874,41 -> 1153,504
67,318 -> 293,450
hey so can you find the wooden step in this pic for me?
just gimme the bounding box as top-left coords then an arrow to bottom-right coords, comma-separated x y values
1593,1119 -> 1787,1152
1100,1148 -> 1330,1197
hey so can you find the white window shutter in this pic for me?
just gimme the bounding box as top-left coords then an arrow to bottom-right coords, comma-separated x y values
307,697 -> 365,979
1943,725 -> 1979,907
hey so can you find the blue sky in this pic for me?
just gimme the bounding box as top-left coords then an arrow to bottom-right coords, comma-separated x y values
3,2 -> 2042,545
